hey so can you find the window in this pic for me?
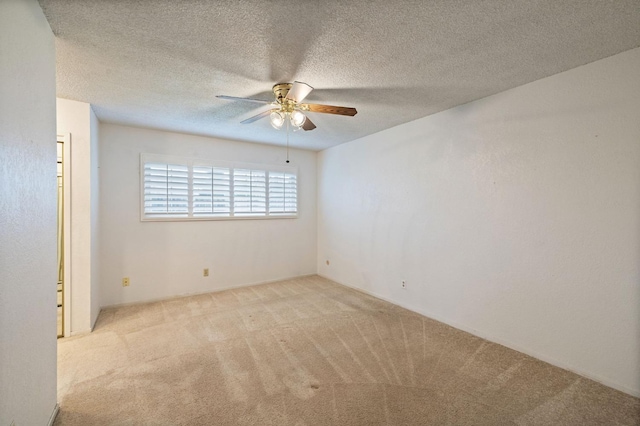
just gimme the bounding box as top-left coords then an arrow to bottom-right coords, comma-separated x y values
268,171 -> 297,214
192,166 -> 231,217
143,163 -> 189,217
141,154 -> 298,221
233,169 -> 266,215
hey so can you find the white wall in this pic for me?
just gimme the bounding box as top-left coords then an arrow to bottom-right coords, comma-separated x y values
317,48 -> 640,396
90,108 -> 101,327
56,98 -> 101,332
0,0 -> 58,424
99,124 -> 317,307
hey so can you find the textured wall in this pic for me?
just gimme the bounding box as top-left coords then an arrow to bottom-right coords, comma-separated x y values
0,0 -> 58,424
99,124 -> 317,307
317,47 -> 640,396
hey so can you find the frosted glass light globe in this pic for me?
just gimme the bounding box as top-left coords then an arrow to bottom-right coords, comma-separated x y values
290,110 -> 306,127
270,111 -> 285,129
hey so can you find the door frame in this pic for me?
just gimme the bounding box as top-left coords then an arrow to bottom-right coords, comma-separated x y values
58,133 -> 72,338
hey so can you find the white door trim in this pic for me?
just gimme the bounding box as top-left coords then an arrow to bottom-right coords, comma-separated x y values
58,133 -> 72,338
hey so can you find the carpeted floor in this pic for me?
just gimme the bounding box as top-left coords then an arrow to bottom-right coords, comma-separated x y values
56,275 -> 639,425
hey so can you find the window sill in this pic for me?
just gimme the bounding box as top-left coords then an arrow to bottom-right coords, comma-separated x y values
140,214 -> 298,222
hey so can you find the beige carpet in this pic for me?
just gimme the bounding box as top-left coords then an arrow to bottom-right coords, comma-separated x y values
56,275 -> 639,425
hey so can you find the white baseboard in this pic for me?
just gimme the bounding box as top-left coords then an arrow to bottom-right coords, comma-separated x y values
69,329 -> 92,337
48,403 -> 59,426
319,273 -> 640,398
101,273 -> 317,310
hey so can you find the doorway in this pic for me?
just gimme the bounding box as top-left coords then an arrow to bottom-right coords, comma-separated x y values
57,140 -> 64,337
57,135 -> 71,338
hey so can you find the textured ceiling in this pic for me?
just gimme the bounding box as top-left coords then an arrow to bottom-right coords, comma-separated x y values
40,0 -> 640,151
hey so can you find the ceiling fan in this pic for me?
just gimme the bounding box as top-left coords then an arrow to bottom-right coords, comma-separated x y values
217,81 -> 357,131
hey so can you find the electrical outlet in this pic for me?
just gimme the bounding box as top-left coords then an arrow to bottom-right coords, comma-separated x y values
402,280 -> 406,289
203,268 -> 209,277
122,277 -> 130,287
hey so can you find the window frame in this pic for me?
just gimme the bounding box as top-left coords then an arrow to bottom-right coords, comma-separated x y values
140,153 -> 298,222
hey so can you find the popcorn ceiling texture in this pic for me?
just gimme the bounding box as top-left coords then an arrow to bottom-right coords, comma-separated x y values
39,0 -> 640,150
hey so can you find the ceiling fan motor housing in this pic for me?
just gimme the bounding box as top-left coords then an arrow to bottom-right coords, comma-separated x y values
273,83 -> 292,104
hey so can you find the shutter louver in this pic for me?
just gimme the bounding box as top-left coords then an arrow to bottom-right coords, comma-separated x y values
193,166 -> 231,216
233,169 -> 266,215
141,155 -> 297,220
143,163 -> 189,216
269,172 -> 298,214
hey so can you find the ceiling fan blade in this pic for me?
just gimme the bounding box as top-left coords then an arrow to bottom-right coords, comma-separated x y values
285,81 -> 314,103
302,116 -> 316,131
240,109 -> 276,124
303,103 -> 357,116
217,95 -> 272,104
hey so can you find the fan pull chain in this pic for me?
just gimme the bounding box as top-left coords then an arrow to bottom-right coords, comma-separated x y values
286,117 -> 290,163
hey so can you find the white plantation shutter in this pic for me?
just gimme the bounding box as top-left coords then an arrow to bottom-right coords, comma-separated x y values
233,169 -> 266,215
192,166 -> 231,216
268,172 -> 298,214
143,162 -> 189,216
141,154 -> 297,220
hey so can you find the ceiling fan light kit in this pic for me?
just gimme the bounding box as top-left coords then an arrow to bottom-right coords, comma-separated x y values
290,110 -> 306,128
269,110 -> 285,129
268,109 -> 306,130
217,81 -> 358,134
